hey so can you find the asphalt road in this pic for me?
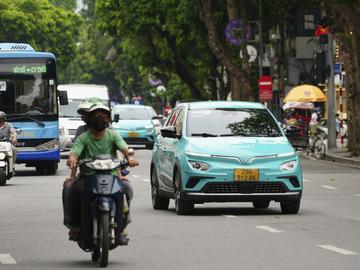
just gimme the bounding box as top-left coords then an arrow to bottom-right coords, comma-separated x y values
1,149 -> 360,269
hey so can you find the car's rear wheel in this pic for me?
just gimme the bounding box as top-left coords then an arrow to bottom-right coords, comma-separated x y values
280,199 -> 301,214
252,201 -> 270,209
174,169 -> 194,215
151,166 -> 169,210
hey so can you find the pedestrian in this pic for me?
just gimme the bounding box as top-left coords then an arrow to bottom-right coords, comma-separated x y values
335,113 -> 341,137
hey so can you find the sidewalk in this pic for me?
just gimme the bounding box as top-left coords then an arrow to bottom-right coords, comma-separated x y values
324,148 -> 360,168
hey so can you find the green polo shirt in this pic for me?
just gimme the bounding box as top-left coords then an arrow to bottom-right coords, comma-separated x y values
70,128 -> 128,175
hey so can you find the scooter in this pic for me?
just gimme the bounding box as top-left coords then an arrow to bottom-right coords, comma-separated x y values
0,137 -> 15,186
72,155 -> 130,267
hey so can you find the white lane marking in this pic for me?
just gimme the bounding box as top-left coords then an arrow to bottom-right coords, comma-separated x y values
303,179 -> 310,183
322,185 -> 337,190
256,225 -> 282,233
354,194 -> 360,197
132,175 -> 140,178
318,245 -> 357,255
224,215 -> 237,218
142,179 -> 150,182
0,254 -> 17,264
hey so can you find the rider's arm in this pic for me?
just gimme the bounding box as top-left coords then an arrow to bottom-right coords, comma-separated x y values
112,130 -> 138,167
7,123 -> 17,144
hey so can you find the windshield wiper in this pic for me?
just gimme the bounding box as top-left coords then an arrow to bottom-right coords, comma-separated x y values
60,115 -> 77,118
191,133 -> 218,137
219,133 -> 239,137
8,115 -> 45,127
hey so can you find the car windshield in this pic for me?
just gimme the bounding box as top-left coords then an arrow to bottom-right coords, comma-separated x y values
59,99 -> 82,118
113,106 -> 156,120
187,108 -> 282,137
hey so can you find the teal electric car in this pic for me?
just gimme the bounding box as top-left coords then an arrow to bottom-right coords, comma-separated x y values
112,104 -> 161,149
150,101 -> 302,215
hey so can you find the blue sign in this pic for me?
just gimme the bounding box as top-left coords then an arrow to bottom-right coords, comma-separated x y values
334,63 -> 342,74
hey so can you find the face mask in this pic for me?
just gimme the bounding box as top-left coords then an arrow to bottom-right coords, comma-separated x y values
90,118 -> 107,132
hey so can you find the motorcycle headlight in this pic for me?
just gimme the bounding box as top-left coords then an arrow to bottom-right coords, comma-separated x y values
0,153 -> 5,160
280,160 -> 297,171
188,160 -> 210,171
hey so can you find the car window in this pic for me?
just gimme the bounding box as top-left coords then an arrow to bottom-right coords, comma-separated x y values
113,106 -> 154,120
166,110 -> 179,126
174,109 -> 185,135
187,108 -> 282,137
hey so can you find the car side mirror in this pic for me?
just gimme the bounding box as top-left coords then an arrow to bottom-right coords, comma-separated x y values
160,126 -> 180,139
58,90 -> 68,105
114,114 -> 119,123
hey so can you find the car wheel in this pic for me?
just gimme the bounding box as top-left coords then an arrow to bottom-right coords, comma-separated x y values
252,201 -> 270,209
151,166 -> 169,210
146,143 -> 154,150
280,199 -> 301,214
174,169 -> 194,215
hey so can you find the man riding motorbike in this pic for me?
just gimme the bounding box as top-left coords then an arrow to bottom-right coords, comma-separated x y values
65,102 -> 138,244
0,111 -> 17,164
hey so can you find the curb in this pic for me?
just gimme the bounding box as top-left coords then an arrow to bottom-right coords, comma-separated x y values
300,152 -> 360,169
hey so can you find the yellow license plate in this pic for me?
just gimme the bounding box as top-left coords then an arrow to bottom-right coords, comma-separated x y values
128,132 -> 139,137
234,169 -> 259,182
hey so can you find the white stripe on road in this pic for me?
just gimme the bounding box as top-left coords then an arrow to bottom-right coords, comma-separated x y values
0,254 -> 17,264
354,194 -> 360,197
132,175 -> 140,178
256,226 -> 282,233
142,179 -> 150,182
303,179 -> 310,183
318,245 -> 357,255
322,185 -> 337,190
224,215 -> 237,218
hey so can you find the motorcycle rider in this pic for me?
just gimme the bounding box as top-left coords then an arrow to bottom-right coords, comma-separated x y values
0,111 -> 17,165
66,102 -> 138,244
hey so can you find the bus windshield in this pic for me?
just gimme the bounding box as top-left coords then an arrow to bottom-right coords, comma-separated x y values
0,58 -> 57,116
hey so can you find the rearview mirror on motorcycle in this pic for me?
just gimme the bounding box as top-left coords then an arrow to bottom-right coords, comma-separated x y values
128,148 -> 135,157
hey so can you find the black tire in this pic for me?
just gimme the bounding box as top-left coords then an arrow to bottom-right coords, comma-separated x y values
91,247 -> 100,262
35,165 -> 46,174
174,169 -> 194,215
252,201 -> 270,209
151,166 -> 169,210
314,139 -> 326,159
99,212 -> 109,267
0,168 -> 6,186
45,161 -> 58,175
146,143 -> 154,150
280,199 -> 301,214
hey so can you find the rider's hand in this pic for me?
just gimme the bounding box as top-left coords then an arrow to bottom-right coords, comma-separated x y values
67,155 -> 78,169
11,139 -> 17,145
127,159 -> 139,167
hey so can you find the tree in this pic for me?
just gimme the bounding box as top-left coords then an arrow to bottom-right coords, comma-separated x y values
199,0 -> 255,101
49,0 -> 77,11
0,0 -> 81,79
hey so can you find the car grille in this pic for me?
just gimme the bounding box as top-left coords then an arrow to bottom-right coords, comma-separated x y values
202,182 -> 287,194
68,129 -> 77,136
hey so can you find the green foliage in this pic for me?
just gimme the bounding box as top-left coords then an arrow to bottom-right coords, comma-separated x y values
0,0 -> 81,76
49,0 -> 76,10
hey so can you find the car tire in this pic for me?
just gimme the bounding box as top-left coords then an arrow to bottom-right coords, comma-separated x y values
146,143 -> 154,150
174,169 -> 194,215
280,199 -> 301,214
252,201 -> 270,209
151,166 -> 169,210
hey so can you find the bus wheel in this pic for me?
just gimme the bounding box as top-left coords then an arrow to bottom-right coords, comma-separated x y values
45,162 -> 58,175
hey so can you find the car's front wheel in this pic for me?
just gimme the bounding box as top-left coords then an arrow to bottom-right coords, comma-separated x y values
151,166 -> 169,210
174,169 -> 194,215
280,199 -> 301,214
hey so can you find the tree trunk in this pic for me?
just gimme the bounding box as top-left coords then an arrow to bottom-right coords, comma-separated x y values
199,0 -> 255,101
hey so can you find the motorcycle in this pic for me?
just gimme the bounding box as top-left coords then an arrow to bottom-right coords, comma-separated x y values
70,154 -> 131,267
0,137 -> 15,186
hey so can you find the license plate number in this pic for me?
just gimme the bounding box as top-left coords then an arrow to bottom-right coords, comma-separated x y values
128,132 -> 139,137
234,169 -> 259,181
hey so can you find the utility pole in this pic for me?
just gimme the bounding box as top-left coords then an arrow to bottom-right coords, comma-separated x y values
327,33 -> 336,149
258,0 -> 263,77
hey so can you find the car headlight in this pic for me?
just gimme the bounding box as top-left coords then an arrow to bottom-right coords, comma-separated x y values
35,139 -> 59,151
145,125 -> 154,133
0,153 -> 6,160
280,160 -> 298,171
188,160 -> 210,171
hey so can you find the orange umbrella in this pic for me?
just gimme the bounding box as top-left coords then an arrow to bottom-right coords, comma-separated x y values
284,84 -> 327,103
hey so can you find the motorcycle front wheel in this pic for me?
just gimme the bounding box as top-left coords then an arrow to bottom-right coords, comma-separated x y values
99,212 -> 109,267
0,168 -> 6,186
314,139 -> 326,159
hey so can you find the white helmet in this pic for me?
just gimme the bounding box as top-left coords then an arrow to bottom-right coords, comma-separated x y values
88,102 -> 110,117
0,111 -> 6,120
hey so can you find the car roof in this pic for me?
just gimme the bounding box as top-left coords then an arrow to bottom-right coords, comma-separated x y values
112,104 -> 153,110
181,101 -> 266,110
